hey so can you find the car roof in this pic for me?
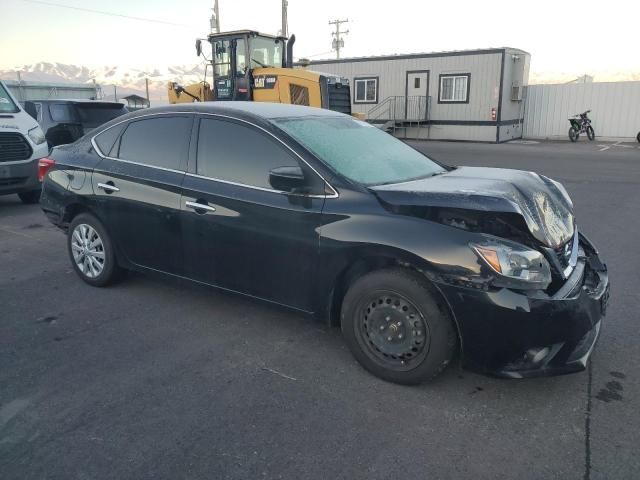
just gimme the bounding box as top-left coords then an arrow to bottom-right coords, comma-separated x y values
123,102 -> 347,121
26,99 -> 125,106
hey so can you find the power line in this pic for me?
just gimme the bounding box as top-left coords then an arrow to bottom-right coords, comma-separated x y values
19,0 -> 195,28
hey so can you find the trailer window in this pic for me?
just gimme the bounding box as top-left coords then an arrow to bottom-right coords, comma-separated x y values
354,77 -> 377,104
439,74 -> 470,103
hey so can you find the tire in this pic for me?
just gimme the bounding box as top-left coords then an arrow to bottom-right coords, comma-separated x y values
18,189 -> 41,204
636,131 -> 640,143
67,213 -> 122,287
340,268 -> 457,385
569,127 -> 579,142
586,126 -> 595,141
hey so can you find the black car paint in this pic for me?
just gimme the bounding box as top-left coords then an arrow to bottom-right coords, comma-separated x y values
40,102 -> 609,378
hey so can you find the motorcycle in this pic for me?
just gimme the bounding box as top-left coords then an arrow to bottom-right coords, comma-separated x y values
568,110 -> 595,142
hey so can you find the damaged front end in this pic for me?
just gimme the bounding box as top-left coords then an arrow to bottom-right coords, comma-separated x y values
370,167 -> 609,377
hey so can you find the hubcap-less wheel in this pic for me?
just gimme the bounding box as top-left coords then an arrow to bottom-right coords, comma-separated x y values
71,223 -> 106,278
356,292 -> 430,371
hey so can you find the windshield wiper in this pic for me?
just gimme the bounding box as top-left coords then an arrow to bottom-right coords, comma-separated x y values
251,58 -> 268,68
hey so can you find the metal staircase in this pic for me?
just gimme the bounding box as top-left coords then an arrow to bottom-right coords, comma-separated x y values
366,95 -> 431,139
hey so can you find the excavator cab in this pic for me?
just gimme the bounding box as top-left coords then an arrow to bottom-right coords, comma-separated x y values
170,29 -> 351,114
203,30 -> 289,102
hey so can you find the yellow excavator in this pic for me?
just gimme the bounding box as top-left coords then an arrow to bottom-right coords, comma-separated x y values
168,30 -> 351,114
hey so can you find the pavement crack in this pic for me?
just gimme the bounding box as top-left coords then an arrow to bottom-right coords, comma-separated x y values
261,367 -> 297,381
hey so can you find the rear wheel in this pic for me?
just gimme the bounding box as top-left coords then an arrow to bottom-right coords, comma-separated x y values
586,126 -> 595,141
569,127 -> 579,142
68,213 -> 122,287
18,189 -> 41,204
341,268 -> 457,385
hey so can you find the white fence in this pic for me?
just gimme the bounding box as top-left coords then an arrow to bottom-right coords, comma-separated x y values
523,81 -> 640,140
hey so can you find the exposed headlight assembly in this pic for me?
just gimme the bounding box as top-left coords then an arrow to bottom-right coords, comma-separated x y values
471,239 -> 552,290
28,126 -> 46,145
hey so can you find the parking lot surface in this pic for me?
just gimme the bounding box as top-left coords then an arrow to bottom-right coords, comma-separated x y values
1,140 -> 638,479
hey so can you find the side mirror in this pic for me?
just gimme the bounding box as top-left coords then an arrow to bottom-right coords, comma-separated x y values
195,39 -> 202,57
269,166 -> 306,192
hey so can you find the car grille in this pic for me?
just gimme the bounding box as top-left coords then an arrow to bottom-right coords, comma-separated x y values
0,132 -> 33,162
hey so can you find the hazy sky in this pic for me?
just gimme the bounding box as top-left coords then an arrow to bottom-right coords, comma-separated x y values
2,0 -> 638,76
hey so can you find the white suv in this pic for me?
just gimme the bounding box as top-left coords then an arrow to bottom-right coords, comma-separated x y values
0,80 -> 49,203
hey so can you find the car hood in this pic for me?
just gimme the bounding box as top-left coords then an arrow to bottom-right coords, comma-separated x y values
370,166 -> 575,248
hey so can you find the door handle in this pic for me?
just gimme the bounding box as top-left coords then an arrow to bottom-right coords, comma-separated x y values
97,182 -> 119,193
185,200 -> 216,213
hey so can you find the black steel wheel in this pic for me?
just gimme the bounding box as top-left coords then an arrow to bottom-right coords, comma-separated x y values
341,268 -> 457,385
586,126 -> 595,141
569,127 -> 579,142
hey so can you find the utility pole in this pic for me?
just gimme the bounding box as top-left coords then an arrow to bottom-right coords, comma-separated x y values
329,18 -> 348,59
145,78 -> 150,107
281,0 -> 288,37
210,0 -> 220,33
113,85 -> 117,102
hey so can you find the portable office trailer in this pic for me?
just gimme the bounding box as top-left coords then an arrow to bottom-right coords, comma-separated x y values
300,47 -> 530,142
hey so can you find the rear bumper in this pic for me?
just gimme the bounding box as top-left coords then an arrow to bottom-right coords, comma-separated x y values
0,158 -> 40,195
0,143 -> 48,195
437,233 -> 609,378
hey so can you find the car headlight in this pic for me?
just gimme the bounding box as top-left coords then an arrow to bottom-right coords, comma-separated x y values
28,126 -> 46,145
471,240 -> 552,290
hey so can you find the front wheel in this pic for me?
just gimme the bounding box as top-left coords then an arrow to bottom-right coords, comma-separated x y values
68,213 -> 122,287
586,125 -> 595,141
569,127 -> 579,142
341,268 -> 457,385
18,189 -> 41,204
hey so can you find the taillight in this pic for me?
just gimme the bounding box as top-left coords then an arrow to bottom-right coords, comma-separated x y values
38,157 -> 55,182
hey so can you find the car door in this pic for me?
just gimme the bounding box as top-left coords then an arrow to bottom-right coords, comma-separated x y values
91,114 -> 193,275
180,115 -> 327,312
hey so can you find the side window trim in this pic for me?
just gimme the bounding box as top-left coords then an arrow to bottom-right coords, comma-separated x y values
192,113 -> 337,198
90,111 -> 338,197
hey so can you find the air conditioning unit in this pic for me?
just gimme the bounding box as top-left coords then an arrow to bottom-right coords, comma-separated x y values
511,83 -> 523,102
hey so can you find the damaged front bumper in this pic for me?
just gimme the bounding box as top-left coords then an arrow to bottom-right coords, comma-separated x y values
436,233 -> 609,378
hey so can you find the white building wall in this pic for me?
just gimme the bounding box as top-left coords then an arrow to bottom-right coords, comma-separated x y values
523,81 -> 640,140
4,80 -> 99,102
305,52 -> 503,123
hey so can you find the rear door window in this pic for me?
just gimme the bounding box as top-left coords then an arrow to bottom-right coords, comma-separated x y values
117,116 -> 192,171
76,104 -> 128,129
50,104 -> 78,123
196,117 -> 299,189
94,124 -> 125,156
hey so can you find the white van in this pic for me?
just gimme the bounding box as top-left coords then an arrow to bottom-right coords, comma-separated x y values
0,80 -> 49,203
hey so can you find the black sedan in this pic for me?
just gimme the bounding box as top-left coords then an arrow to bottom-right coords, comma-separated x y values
39,102 -> 610,384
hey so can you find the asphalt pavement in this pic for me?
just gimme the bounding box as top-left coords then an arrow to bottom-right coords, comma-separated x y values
1,139 -> 638,479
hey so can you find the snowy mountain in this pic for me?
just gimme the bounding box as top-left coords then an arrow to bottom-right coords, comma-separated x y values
0,62 -> 207,103
2,62 -> 639,103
